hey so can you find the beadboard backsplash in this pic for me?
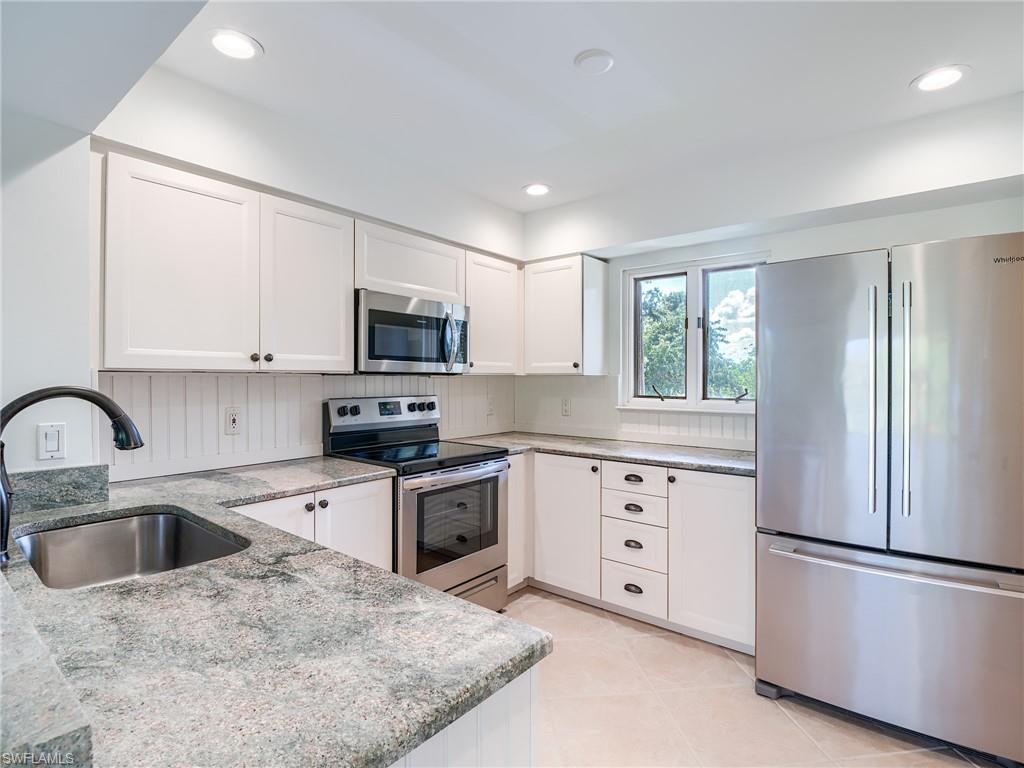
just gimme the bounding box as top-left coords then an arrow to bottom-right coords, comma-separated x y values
97,372 -> 515,481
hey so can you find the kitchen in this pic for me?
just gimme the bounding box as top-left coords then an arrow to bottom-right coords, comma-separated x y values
1,2 -> 1022,767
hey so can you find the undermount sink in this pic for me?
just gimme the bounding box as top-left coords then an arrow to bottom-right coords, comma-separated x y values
16,507 -> 249,589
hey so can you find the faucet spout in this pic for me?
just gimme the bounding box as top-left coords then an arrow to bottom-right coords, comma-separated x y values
0,386 -> 144,565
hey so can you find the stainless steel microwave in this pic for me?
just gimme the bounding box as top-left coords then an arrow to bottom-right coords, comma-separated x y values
357,289 -> 469,374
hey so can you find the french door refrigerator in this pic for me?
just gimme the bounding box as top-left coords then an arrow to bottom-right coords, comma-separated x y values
755,233 -> 1024,766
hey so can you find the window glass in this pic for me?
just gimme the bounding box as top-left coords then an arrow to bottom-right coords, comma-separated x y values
704,266 -> 757,400
634,273 -> 686,398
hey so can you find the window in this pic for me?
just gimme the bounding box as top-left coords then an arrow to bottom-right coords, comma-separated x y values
634,273 -> 687,399
625,256 -> 761,410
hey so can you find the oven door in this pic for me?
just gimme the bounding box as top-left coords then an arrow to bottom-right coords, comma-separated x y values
358,289 -> 468,374
398,461 -> 508,592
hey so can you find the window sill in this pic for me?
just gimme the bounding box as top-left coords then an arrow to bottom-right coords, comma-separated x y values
617,401 -> 755,416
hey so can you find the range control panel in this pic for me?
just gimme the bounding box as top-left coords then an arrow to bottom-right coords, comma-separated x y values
325,395 -> 440,434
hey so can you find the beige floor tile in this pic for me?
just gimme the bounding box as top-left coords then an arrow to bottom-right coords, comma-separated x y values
538,636 -> 653,699
541,692 -> 701,767
725,649 -> 756,680
780,698 -> 939,761
503,592 -> 615,639
627,632 -> 752,690
836,748 -> 970,767
660,685 -> 832,767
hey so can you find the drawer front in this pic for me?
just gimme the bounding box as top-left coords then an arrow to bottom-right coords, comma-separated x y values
602,461 -> 668,497
601,559 -> 668,619
602,488 -> 668,527
601,517 -> 668,573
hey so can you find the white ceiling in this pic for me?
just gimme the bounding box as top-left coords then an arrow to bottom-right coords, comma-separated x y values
156,1 -> 1023,213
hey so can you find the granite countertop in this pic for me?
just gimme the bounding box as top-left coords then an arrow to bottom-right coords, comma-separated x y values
2,457 -> 552,768
456,432 -> 756,477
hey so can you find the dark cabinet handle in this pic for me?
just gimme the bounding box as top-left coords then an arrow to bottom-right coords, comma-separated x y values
264,353 -> 274,362
624,473 -> 644,484
591,465 -> 599,473
250,353 -> 260,362
624,583 -> 643,595
318,498 -> 328,509
624,503 -> 643,513
304,502 -> 315,512
572,362 -> 580,369
624,539 -> 643,550
469,362 -> 475,368
668,475 -> 677,483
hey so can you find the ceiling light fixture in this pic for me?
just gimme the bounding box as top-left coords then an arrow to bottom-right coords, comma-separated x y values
574,49 -> 614,76
523,183 -> 550,196
211,29 -> 264,60
911,65 -> 968,92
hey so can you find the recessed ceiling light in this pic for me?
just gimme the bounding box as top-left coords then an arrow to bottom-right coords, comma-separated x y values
911,65 -> 968,92
574,49 -> 614,76
523,183 -> 550,196
211,29 -> 264,60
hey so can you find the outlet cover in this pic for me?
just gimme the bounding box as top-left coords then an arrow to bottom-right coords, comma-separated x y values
561,398 -> 572,417
224,406 -> 242,435
486,395 -> 495,417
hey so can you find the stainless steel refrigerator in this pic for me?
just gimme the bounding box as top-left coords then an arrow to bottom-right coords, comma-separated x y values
755,233 -> 1024,765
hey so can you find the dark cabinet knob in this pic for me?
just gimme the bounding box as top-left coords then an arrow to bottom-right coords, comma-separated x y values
624,539 -> 644,550
250,353 -> 260,362
624,473 -> 644,484
624,583 -> 644,595
591,465 -> 599,473
318,498 -> 329,509
668,475 -> 677,483
572,362 -> 580,369
264,353 -> 274,362
624,503 -> 644,513
304,502 -> 315,512
469,362 -> 475,368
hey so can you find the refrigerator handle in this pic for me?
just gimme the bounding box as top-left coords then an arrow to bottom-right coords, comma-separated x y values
868,285 -> 877,515
902,281 -> 912,518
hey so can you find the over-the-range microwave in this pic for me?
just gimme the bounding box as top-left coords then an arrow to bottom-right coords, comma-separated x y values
357,289 -> 469,374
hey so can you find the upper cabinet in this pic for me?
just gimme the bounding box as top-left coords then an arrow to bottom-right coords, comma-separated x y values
465,251 -> 521,374
104,153 -> 261,370
355,220 -> 465,303
523,254 -> 607,375
260,195 -> 355,373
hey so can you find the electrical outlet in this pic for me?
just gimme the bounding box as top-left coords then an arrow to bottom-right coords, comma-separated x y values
561,398 -> 572,417
224,406 -> 242,435
486,395 -> 495,417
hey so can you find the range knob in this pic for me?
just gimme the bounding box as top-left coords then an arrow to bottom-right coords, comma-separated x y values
350,405 -> 361,416
337,405 -> 349,417
426,401 -> 436,411
407,402 -> 417,413
416,402 -> 427,412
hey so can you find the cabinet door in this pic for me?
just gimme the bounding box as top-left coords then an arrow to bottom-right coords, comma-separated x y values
355,220 -> 465,303
104,153 -> 260,370
465,251 -> 521,374
314,479 -> 393,570
668,470 -> 755,647
523,255 -> 583,374
506,453 -> 533,589
533,453 -> 600,598
260,195 -> 355,372
233,493 -> 316,542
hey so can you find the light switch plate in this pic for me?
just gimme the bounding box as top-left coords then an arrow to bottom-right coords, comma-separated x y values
37,422 -> 67,460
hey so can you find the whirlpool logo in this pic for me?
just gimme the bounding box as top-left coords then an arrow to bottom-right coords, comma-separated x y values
993,255 -> 1024,264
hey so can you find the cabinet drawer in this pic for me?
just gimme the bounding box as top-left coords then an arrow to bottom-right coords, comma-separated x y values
601,517 -> 668,573
602,488 -> 667,527
602,461 -> 667,497
601,560 -> 668,620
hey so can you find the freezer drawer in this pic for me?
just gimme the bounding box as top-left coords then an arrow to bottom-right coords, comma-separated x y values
756,534 -> 1024,763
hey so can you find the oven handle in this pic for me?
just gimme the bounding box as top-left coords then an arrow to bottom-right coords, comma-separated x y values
403,463 -> 508,492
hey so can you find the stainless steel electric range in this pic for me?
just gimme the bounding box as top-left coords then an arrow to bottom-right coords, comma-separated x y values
323,395 -> 509,610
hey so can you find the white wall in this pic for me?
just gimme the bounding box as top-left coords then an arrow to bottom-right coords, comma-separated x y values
96,67 -> 525,260
515,196 -> 1024,450
523,94 -> 1024,260
1,110 -> 96,471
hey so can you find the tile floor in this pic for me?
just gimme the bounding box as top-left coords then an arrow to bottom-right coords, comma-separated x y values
504,588 -> 1002,768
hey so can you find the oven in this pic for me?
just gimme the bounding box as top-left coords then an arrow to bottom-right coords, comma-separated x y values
398,459 -> 508,610
358,289 -> 469,374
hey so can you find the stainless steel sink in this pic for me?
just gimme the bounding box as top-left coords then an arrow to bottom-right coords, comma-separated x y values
16,507 -> 249,589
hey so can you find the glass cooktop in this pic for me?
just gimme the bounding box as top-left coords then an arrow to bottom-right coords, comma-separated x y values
336,440 -> 507,475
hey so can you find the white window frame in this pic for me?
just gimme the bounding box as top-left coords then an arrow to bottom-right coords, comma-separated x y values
619,251 -> 767,415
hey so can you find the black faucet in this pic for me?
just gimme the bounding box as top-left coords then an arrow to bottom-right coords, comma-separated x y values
1,386 -> 144,565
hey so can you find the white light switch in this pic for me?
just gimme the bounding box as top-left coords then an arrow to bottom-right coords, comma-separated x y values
37,422 -> 67,460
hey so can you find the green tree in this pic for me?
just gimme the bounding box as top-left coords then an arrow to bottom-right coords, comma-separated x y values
638,285 -> 686,397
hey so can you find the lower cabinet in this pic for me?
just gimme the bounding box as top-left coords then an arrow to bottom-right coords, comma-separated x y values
532,453 -> 601,599
234,479 -> 393,570
506,453 -> 533,590
667,470 -> 755,647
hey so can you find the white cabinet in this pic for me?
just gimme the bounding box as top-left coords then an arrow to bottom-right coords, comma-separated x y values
355,220 -> 465,303
465,251 -> 521,374
668,470 -> 755,647
533,453 -> 601,598
314,479 -> 393,570
523,254 -> 606,375
259,195 -> 355,372
507,453 -> 533,589
234,493 -> 316,542
104,153 -> 261,370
